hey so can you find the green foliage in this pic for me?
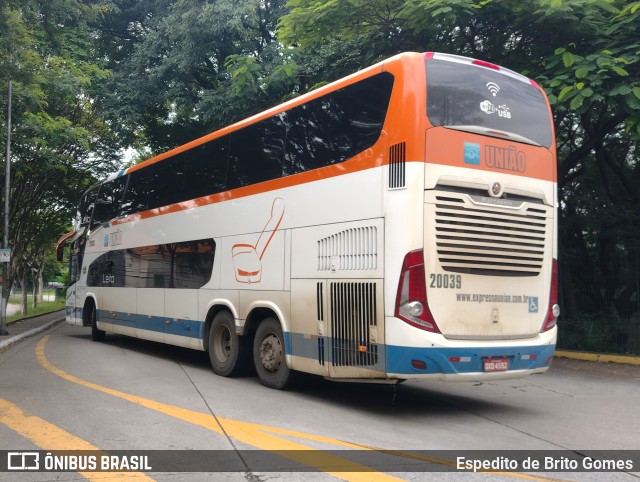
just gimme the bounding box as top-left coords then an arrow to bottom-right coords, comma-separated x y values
545,44 -> 639,123
0,0 -> 123,296
94,0 -> 294,152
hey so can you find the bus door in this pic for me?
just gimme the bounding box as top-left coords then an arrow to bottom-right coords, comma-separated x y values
57,229 -> 86,325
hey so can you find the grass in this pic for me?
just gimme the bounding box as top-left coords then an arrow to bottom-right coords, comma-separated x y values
6,291 -> 65,325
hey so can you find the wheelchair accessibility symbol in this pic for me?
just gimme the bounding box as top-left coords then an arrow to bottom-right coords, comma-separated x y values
528,297 -> 539,313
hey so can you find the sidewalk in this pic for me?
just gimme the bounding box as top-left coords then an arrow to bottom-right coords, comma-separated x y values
0,309 -> 65,351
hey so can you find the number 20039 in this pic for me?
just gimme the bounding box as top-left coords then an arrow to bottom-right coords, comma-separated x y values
429,273 -> 462,289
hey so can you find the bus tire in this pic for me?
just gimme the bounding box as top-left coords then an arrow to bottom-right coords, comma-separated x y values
253,317 -> 292,390
89,304 -> 105,342
208,311 -> 249,377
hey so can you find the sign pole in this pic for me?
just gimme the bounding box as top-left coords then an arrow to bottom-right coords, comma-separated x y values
0,61 -> 12,336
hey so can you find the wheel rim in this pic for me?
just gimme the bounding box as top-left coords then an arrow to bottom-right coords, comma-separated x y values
258,333 -> 282,373
213,325 -> 232,363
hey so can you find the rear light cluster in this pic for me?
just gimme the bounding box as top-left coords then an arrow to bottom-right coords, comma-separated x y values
541,258 -> 560,332
395,250 -> 440,333
424,52 -> 542,91
472,59 -> 500,70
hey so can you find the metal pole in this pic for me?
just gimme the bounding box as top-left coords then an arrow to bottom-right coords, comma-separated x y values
0,65 -> 11,336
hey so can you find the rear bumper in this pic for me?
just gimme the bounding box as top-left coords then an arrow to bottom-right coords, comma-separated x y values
385,328 -> 557,379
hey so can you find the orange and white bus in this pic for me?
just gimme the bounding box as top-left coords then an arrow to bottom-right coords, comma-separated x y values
58,52 -> 559,389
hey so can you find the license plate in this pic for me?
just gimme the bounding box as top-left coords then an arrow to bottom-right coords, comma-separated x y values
483,357 -> 509,372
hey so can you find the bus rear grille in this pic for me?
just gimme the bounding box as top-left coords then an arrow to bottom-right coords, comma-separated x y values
434,195 -> 550,276
318,227 -> 377,271
330,282 -> 378,367
317,281 -> 325,365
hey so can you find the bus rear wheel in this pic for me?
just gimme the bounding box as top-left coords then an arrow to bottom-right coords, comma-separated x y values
253,317 -> 292,390
208,311 -> 249,377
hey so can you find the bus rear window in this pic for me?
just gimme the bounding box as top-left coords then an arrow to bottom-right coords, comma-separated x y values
426,58 -> 553,148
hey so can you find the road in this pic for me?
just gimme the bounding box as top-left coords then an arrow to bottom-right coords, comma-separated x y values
1,323 -> 639,481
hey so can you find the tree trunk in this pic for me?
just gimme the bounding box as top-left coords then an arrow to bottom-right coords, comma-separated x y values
32,268 -> 38,310
38,266 -> 44,303
20,268 -> 27,316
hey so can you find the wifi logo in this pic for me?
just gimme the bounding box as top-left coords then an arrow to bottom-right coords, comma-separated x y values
486,82 -> 500,97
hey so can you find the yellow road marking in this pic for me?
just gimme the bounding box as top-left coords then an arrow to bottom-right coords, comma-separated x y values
36,336 -> 398,481
36,336 -> 571,481
0,398 -> 154,481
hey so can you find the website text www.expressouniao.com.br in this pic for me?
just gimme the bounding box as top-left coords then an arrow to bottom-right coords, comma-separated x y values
456,292 -> 540,312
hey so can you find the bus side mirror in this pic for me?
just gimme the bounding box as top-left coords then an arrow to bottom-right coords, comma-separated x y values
56,230 -> 78,262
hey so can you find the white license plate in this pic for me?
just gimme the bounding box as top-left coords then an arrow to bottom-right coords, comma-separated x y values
483,357 -> 509,372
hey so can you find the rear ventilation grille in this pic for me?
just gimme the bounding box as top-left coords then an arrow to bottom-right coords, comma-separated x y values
317,282 -> 324,321
317,282 -> 325,365
330,282 -> 378,367
434,194 -> 551,277
389,142 -> 406,188
318,227 -> 377,271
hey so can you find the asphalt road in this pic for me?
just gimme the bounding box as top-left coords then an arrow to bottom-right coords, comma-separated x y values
1,322 -> 639,481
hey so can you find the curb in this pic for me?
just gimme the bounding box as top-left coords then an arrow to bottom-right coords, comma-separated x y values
0,317 -> 65,351
555,350 -> 640,366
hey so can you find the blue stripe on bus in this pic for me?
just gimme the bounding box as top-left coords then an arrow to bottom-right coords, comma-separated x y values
385,344 -> 556,375
93,309 -> 554,375
96,309 -> 205,339
286,332 -> 386,371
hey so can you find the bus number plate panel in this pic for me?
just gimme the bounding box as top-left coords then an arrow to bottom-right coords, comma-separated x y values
483,357 -> 509,372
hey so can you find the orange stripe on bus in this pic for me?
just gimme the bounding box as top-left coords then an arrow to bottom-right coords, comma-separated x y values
113,147 -> 387,226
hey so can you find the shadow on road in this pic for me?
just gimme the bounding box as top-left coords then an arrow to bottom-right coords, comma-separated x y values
67,330 -> 534,418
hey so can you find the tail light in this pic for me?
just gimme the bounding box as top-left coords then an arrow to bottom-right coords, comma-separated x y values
541,259 -> 560,332
395,250 -> 440,333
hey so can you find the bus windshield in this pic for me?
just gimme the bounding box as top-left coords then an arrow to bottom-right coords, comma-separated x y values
76,184 -> 100,229
426,57 -> 553,148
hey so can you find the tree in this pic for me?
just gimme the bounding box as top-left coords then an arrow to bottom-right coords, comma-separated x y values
93,0 -> 297,154
0,0 -> 123,314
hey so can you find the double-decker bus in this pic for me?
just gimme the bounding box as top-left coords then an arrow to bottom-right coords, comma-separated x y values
57,52 -> 559,390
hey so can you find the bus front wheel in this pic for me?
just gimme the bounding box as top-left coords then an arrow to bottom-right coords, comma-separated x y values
208,311 -> 249,377
89,304 -> 105,342
253,317 -> 292,390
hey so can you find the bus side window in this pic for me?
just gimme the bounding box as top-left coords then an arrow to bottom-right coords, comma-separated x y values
121,169 -> 151,216
182,136 -> 230,200
145,159 -> 181,210
283,72 -> 393,176
227,116 -> 285,190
